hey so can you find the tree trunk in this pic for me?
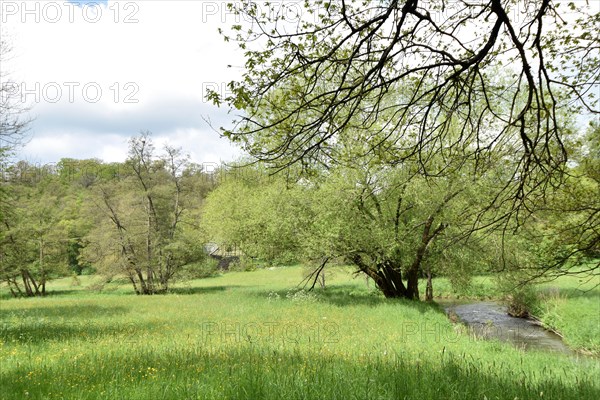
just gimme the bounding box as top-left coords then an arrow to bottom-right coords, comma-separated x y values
7,278 -> 22,297
425,268 -> 433,302
318,272 -> 325,289
19,270 -> 45,297
146,267 -> 154,294
352,255 -> 410,298
407,216 -> 447,300
128,274 -> 140,295
21,271 -> 33,296
377,262 -> 409,298
350,253 -> 425,300
405,267 -> 420,300
135,269 -> 148,294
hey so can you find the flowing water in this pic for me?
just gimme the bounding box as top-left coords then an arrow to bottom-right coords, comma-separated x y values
441,301 -> 573,354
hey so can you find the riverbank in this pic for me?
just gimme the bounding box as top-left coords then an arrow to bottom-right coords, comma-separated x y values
534,276 -> 599,356
439,300 -> 575,355
429,273 -> 600,356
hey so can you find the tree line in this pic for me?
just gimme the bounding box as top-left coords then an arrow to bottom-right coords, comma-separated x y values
1,133 -> 217,296
1,122 -> 598,299
2,1 -> 598,300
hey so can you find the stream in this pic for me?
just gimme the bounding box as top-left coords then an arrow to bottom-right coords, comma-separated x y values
441,301 -> 573,354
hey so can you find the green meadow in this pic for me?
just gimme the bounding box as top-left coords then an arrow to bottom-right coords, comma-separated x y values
1,267 -> 599,400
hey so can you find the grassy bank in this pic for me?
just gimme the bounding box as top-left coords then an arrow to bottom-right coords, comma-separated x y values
1,267 -> 599,399
534,274 -> 600,354
427,269 -> 600,355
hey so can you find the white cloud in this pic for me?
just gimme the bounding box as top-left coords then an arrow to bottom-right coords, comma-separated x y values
22,131 -> 128,164
153,127 -> 241,165
2,0 -> 245,164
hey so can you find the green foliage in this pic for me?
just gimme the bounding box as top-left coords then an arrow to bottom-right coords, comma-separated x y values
1,135 -> 216,297
508,121 -> 600,280
222,257 -> 248,272
202,166 -> 310,265
0,171 -> 70,296
505,286 -> 539,318
208,0 -> 600,291
534,272 -> 600,355
177,259 -> 219,280
213,1 -> 600,224
81,133 -> 210,294
203,158 -> 522,300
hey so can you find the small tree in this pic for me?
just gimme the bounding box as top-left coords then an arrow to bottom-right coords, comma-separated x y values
0,176 -> 69,297
303,164 -> 486,299
82,133 -> 206,294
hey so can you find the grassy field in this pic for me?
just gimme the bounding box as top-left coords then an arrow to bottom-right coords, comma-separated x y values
1,266 -> 599,399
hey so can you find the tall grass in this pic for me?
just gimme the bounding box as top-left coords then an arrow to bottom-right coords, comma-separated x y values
534,273 -> 600,354
1,267 -> 599,399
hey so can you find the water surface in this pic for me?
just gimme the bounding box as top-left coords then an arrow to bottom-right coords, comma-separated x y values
441,300 -> 572,354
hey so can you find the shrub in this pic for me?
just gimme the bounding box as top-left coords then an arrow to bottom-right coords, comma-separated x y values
505,285 -> 538,318
178,259 -> 220,279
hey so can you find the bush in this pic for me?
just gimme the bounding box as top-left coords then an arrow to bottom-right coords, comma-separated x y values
178,259 -> 220,279
495,268 -> 540,318
228,256 -> 258,272
505,285 -> 538,318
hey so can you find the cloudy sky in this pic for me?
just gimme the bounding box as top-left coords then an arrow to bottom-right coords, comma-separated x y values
2,0 -> 248,165
4,1 -> 596,166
